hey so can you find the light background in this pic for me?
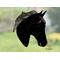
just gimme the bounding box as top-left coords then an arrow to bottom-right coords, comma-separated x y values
0,0 -> 60,60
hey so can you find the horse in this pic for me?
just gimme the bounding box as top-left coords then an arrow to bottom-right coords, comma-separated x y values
13,10 -> 47,47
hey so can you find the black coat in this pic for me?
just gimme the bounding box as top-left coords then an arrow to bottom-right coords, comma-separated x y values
14,10 -> 47,47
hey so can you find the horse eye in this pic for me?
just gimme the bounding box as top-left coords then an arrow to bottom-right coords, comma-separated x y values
38,20 -> 41,23
39,16 -> 41,19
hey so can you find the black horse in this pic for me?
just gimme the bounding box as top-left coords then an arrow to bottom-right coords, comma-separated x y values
13,10 -> 47,47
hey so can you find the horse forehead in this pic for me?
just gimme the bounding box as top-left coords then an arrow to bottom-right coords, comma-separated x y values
37,17 -> 46,24
41,18 -> 46,23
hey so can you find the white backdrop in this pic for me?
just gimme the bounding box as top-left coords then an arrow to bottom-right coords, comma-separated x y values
0,0 -> 60,60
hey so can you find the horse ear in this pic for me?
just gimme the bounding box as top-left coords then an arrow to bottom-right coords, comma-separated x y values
42,11 -> 47,17
38,10 -> 43,16
40,10 -> 43,14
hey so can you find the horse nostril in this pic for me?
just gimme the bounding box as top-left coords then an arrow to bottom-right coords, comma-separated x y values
41,41 -> 47,47
41,44 -> 47,47
38,40 -> 47,47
